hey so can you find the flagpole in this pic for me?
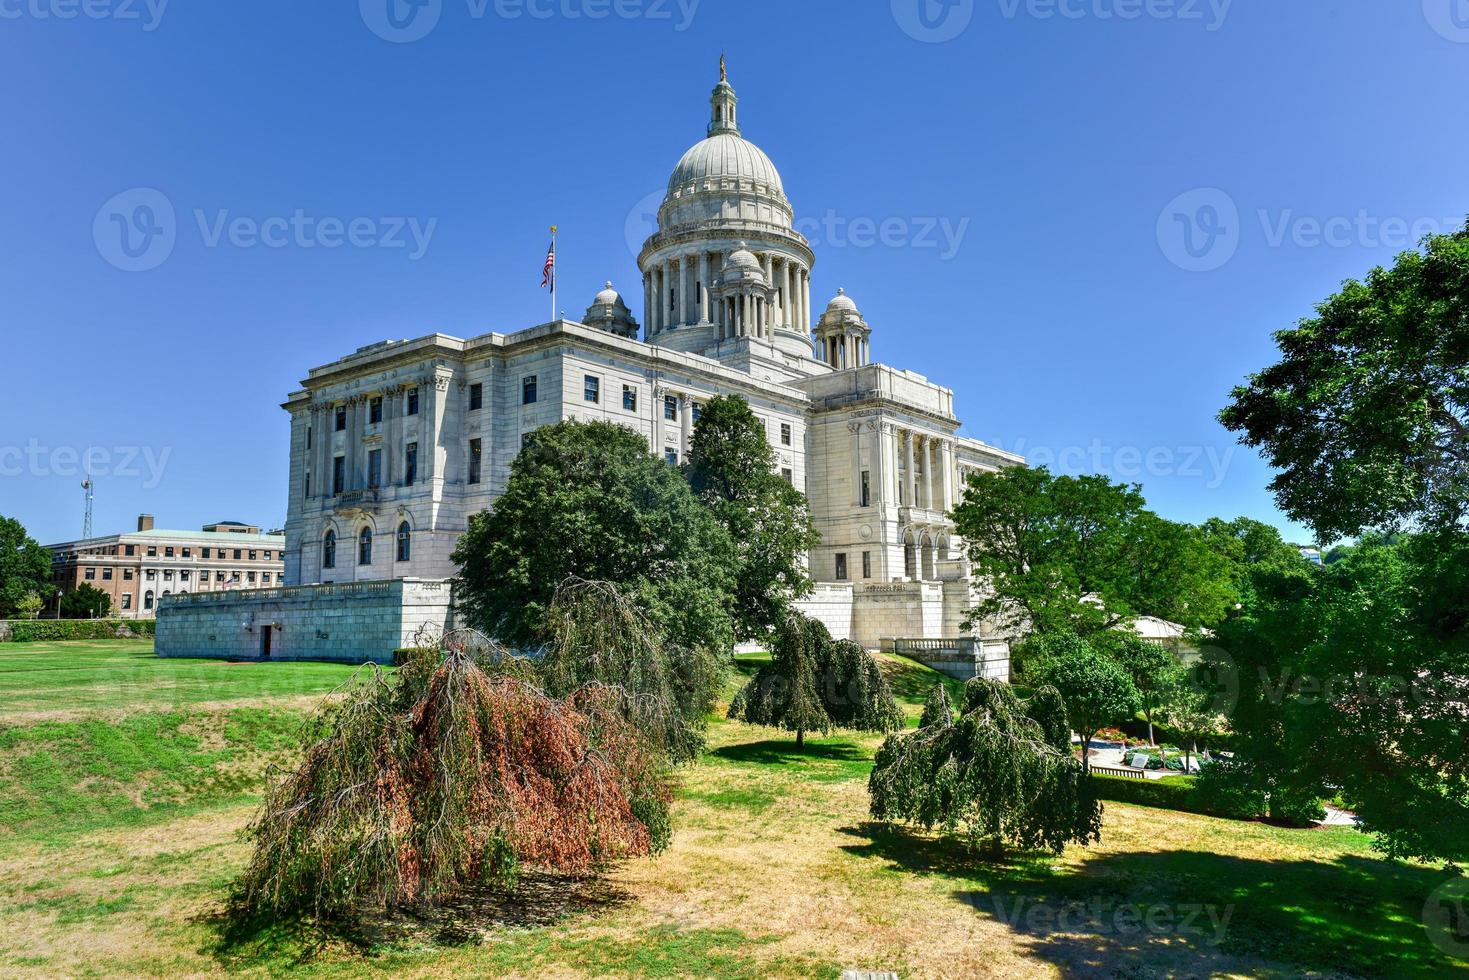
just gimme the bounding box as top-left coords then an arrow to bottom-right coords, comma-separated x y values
550,224 -> 558,322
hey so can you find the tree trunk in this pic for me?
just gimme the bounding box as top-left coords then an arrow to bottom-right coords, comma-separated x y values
1145,708 -> 1155,747
795,728 -> 804,749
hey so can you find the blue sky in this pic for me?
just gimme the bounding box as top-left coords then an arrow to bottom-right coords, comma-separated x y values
3,0 -> 1466,545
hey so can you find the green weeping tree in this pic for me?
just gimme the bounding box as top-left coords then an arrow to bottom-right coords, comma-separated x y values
727,612 -> 905,747
868,679 -> 1102,855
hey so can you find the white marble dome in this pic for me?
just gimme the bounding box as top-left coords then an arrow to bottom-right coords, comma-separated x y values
667,133 -> 786,199
826,287 -> 858,313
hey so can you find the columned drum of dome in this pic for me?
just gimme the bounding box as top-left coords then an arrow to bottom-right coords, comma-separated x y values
639,65 -> 815,362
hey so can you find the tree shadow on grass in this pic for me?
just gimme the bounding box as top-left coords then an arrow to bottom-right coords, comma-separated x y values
201,871 -> 631,969
711,738 -> 870,767
839,822 -> 1466,979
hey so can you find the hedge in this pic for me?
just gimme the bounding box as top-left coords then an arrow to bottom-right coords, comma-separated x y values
1091,774 -> 1219,817
0,620 -> 157,643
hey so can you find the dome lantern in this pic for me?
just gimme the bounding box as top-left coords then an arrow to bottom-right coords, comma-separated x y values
815,288 -> 872,370
582,281 -> 640,340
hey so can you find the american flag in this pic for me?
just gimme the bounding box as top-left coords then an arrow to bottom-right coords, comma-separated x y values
541,237 -> 556,289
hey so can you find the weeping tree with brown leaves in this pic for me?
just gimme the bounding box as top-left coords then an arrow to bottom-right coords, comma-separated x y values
235,642 -> 676,919
727,612 -> 905,748
868,678 -> 1101,855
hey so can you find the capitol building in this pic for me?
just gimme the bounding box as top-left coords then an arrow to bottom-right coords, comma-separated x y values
157,66 -> 1021,666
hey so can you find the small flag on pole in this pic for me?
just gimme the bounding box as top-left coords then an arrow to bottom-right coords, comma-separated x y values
541,229 -> 557,289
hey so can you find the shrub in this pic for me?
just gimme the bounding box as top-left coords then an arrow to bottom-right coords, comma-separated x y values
1091,774 -> 1205,815
1191,760 -> 1269,820
2,619 -> 156,643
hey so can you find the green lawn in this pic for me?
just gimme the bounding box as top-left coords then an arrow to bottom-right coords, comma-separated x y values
0,640 -> 370,722
0,641 -> 1461,978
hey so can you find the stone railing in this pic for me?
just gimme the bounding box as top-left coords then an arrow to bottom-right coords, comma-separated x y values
883,636 -> 1010,683
163,580 -> 397,606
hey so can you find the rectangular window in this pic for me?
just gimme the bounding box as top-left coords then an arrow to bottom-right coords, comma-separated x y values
781,467 -> 793,484
469,438 -> 482,485
248,572 -> 257,584
405,442 -> 418,487
264,551 -> 272,560
835,553 -> 848,581
216,572 -> 224,582
860,470 -> 871,508
521,432 -> 536,450
622,385 -> 637,412
692,401 -> 703,423
522,375 -> 538,405
584,375 -> 600,403
305,473 -> 312,498
180,570 -> 190,582
368,449 -> 383,489
306,426 -> 312,450
781,422 -> 792,446
233,549 -> 242,560
123,569 -> 133,580
249,551 -> 258,561
124,544 -> 135,557
469,383 -> 484,411
102,567 -> 112,581
369,396 -> 383,424
146,547 -> 157,558
182,548 -> 192,558
335,406 -> 346,431
263,573 -> 271,584
121,593 -> 132,610
333,455 -> 345,495
407,387 -> 420,415
664,395 -> 678,421
862,551 -> 872,579
664,449 -> 679,466
165,547 -> 174,558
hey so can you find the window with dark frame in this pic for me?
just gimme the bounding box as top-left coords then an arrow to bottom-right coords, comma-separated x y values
405,442 -> 418,486
860,470 -> 871,507
522,375 -> 538,404
835,553 -> 848,581
469,383 -> 484,411
335,406 -> 346,431
584,375 -> 600,403
407,387 -> 420,415
862,550 -> 872,579
468,438 -> 482,484
622,385 -> 637,412
333,455 -> 345,495
369,396 -> 383,424
781,422 -> 792,446
368,448 -> 382,488
664,395 -> 678,421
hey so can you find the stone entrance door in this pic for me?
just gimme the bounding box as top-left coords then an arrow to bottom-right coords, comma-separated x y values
261,625 -> 273,659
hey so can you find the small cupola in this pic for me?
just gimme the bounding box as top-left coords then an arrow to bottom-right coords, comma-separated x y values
582,281 -> 640,339
814,288 -> 872,370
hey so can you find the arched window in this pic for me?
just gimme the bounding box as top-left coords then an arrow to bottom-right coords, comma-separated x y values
144,591 -> 155,611
358,526 -> 373,566
396,522 -> 411,562
322,529 -> 336,569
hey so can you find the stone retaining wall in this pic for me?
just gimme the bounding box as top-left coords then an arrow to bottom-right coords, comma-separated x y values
882,636 -> 1011,683
155,579 -> 455,664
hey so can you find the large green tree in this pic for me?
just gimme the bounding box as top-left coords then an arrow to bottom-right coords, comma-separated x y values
0,516 -> 53,619
452,420 -> 736,654
1025,632 -> 1140,774
952,467 -> 1233,639
1214,534 -> 1469,863
60,583 -> 112,619
1219,222 -> 1469,539
1111,633 -> 1186,747
868,678 -> 1101,855
727,612 -> 904,747
685,395 -> 820,642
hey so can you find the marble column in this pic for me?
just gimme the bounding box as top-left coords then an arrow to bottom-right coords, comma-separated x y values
679,394 -> 693,460
902,429 -> 914,507
926,437 -> 938,511
802,270 -> 812,332
650,268 -> 662,333
698,252 -> 710,323
851,421 -> 863,507
872,421 -> 887,506
661,260 -> 673,329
